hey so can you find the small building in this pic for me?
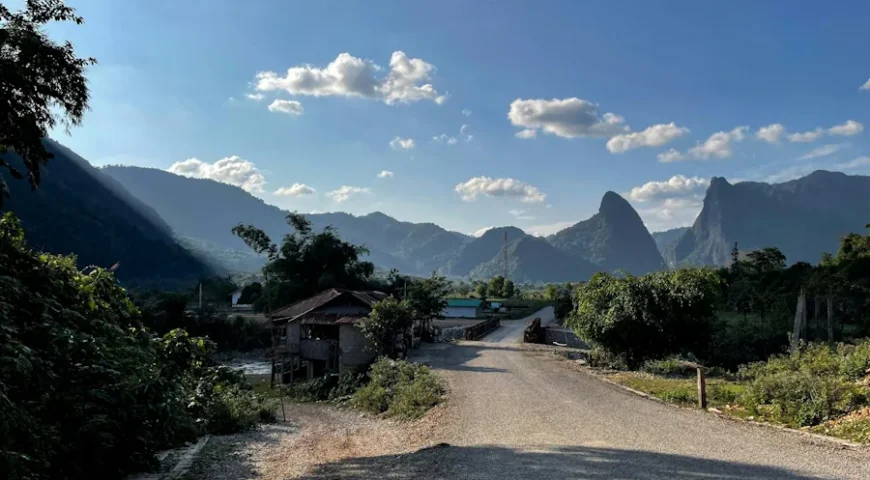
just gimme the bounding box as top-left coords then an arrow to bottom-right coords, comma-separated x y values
442,298 -> 484,318
230,287 -> 244,306
270,289 -> 388,382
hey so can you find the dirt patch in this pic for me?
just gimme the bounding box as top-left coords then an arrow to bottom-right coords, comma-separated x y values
184,402 -> 445,480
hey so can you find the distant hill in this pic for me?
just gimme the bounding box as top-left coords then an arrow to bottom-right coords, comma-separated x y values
470,234 -> 597,282
448,226 -> 526,276
100,166 -> 469,275
548,191 -> 665,275
652,227 -> 691,262
669,171 -> 870,266
1,140 -> 211,287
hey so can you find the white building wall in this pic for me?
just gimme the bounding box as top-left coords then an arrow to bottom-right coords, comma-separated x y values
443,306 -> 479,318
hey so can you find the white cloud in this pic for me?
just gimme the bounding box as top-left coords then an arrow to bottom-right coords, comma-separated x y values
787,128 -> 825,143
267,99 -> 304,115
515,129 -> 537,139
756,123 -> 785,144
508,209 -> 535,221
246,93 -> 265,101
527,220 -> 578,237
377,170 -> 395,178
507,97 -> 628,139
389,137 -> 415,150
254,51 -> 445,105
455,176 -> 546,203
688,126 -> 748,159
828,120 -> 863,137
325,185 -> 371,203
460,124 -> 469,135
462,108 -> 472,117
626,175 -> 710,202
657,148 -> 685,163
433,134 -> 458,145
765,164 -> 817,183
637,197 -> 703,232
274,183 -> 315,196
836,156 -> 870,170
168,156 -> 266,193
860,78 -> 870,91
605,122 -> 689,153
545,204 -> 552,209
798,143 -> 846,160
465,135 -> 474,142
459,124 -> 474,142
472,226 -> 494,237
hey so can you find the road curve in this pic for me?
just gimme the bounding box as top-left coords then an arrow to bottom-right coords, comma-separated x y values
401,339 -> 870,479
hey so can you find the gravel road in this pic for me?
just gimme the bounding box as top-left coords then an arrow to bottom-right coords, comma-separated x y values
313,307 -> 870,480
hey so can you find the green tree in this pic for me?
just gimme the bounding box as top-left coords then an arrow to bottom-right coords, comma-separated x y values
568,269 -> 721,367
0,0 -> 96,205
503,279 -> 515,298
489,275 -> 505,298
474,282 -> 488,298
553,287 -> 573,321
359,297 -> 415,358
407,271 -> 449,327
455,280 -> 471,297
544,284 -> 558,301
233,212 -> 374,309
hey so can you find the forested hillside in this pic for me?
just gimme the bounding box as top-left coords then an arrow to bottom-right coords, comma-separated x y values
1,140 -> 210,287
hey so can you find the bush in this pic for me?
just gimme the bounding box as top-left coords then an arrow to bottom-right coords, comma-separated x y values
352,358 -> 444,419
584,346 -> 629,370
284,373 -> 367,403
0,213 -> 273,480
641,357 -> 695,377
567,269 -> 720,368
739,341 -> 870,427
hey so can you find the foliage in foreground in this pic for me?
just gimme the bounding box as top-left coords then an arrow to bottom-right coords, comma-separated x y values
358,297 -> 415,358
0,213 -> 273,480
352,358 -> 444,419
738,341 -> 870,427
284,372 -> 367,403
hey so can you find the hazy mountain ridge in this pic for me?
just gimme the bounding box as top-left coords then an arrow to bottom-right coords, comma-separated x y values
652,227 -> 691,261
1,140 -> 211,287
669,171 -> 870,266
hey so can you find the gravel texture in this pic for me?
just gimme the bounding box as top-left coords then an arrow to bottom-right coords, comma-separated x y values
188,307 -> 870,479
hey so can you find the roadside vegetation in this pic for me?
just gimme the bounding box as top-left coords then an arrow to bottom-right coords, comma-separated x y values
567,227 -> 870,443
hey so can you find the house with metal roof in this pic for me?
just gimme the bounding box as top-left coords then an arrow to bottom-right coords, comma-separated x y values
269,289 -> 388,383
442,298 -> 485,318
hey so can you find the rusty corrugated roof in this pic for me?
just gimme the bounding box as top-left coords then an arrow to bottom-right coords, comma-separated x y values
270,289 -> 387,324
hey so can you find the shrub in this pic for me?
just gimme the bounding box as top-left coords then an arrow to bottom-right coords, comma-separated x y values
352,358 -> 444,419
284,372 -> 367,403
641,356 -> 695,377
584,346 -> 628,370
739,341 -> 870,427
567,269 -> 720,368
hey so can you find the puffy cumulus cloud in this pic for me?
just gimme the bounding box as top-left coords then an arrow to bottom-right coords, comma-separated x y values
527,220 -> 578,237
168,156 -> 266,193
756,123 -> 785,144
515,128 -> 537,139
798,143 -> 846,160
787,128 -> 824,143
377,170 -> 395,178
267,99 -> 304,115
637,197 -> 703,232
274,183 -> 315,196
433,134 -> 458,145
389,137 -> 415,150
246,93 -> 265,101
325,185 -> 371,203
605,122 -> 689,153
472,226 -> 494,237
507,98 -> 628,139
626,175 -> 710,203
688,126 -> 748,159
836,156 -> 870,170
828,120 -> 863,137
657,148 -> 685,163
254,51 -> 446,106
462,108 -> 472,117
455,176 -> 546,203
860,78 -> 870,91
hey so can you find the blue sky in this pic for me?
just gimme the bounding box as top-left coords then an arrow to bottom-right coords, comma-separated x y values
44,0 -> 870,235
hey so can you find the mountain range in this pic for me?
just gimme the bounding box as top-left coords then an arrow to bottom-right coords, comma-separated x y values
667,171 -> 870,266
0,140 -> 211,287
100,165 -> 665,282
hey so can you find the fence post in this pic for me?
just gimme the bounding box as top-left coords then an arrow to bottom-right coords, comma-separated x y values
697,367 -> 707,410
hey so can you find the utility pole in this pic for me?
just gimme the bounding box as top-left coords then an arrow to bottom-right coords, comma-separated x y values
198,282 -> 202,310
